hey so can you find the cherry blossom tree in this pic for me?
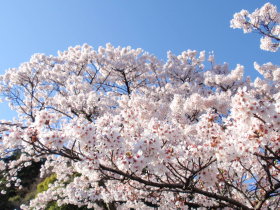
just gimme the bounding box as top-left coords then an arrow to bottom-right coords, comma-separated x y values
0,2 -> 280,210
231,2 -> 280,52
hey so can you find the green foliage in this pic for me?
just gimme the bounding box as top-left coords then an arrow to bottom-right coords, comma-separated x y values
8,195 -> 21,203
36,173 -> 57,194
35,174 -> 90,210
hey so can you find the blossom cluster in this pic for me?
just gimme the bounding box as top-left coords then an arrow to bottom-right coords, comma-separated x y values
231,2 -> 280,52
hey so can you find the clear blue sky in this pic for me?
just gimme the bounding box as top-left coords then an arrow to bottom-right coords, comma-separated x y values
0,0 -> 279,120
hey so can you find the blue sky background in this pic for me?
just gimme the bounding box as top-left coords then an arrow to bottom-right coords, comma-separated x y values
0,0 -> 279,120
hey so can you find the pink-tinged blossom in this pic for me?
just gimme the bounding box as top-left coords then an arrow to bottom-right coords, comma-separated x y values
231,3 -> 280,52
